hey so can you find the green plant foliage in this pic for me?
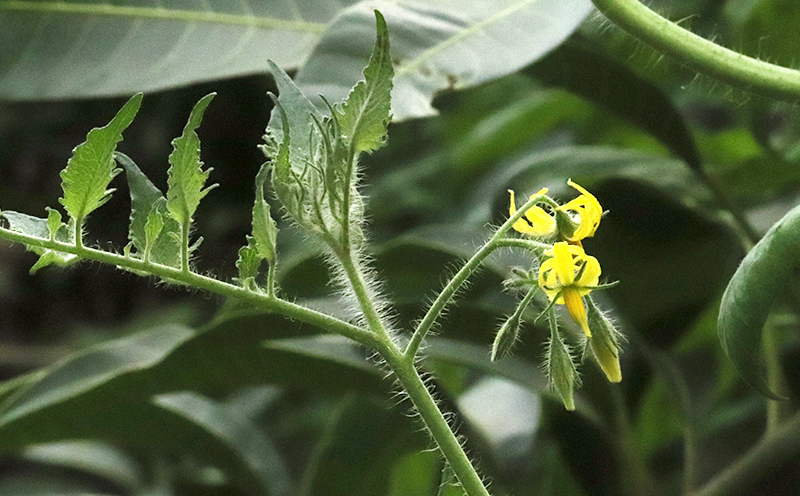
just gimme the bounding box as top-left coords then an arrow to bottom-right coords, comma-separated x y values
166,93 -> 217,227
296,0 -> 593,120
116,152 -> 181,266
0,0 -> 591,121
334,11 -> 393,153
0,211 -> 77,273
718,204 -> 800,399
153,392 -> 291,496
251,162 -> 278,264
58,93 -> 142,233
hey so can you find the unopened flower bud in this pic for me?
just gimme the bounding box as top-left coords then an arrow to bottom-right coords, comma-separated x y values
548,332 -> 578,411
585,297 -> 623,383
491,314 -> 521,362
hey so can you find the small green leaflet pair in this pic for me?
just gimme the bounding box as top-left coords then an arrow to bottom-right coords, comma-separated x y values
0,91 -> 221,276
0,10 -> 393,294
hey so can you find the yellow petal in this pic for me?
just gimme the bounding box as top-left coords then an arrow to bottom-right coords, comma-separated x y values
524,206 -> 556,235
551,242 -> 576,286
509,189 -> 556,237
562,180 -> 603,240
563,288 -> 591,337
575,254 -> 601,291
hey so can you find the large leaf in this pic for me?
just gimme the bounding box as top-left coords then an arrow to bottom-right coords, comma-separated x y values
0,315 -> 385,453
526,40 -> 704,172
0,0 -> 343,99
153,392 -> 291,496
0,0 -> 590,122
718,203 -> 800,399
296,0 -> 593,120
299,395 -> 428,496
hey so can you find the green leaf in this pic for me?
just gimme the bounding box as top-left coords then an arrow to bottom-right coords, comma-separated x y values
252,162 -> 278,263
526,40 -> 704,172
300,395 -> 427,496
0,0 -> 338,100
166,93 -> 217,226
0,315 -> 385,453
143,200 -> 166,262
0,325 -> 195,426
22,441 -> 143,492
334,10 -> 393,153
236,236 -> 261,284
59,93 -> 142,225
718,204 -> 800,399
116,152 -> 180,267
265,61 -> 321,165
0,210 -> 78,273
296,0 -> 593,120
153,392 -> 291,496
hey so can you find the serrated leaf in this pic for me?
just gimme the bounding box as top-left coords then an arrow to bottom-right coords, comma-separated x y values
0,211 -> 78,273
335,10 -> 393,153
144,200 -> 166,262
116,152 -> 180,267
265,61 -> 321,164
252,162 -> 278,263
59,93 -> 142,226
236,236 -> 262,284
718,204 -> 800,399
153,392 -> 291,496
166,93 -> 217,226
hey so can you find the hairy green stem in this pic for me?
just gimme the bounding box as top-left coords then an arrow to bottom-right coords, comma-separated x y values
180,219 -> 191,274
0,225 -> 377,347
382,346 -> 491,496
335,249 -> 491,495
404,194 -> 552,360
590,0 -> 800,102
692,412 -> 800,496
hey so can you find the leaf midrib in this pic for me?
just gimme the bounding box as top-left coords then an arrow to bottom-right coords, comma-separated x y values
395,0 -> 552,78
0,0 -> 326,33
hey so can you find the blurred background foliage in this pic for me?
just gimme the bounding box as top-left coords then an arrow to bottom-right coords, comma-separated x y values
1,0 -> 800,494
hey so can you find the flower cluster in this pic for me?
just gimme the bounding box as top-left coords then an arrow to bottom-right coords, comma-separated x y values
499,180 -> 623,410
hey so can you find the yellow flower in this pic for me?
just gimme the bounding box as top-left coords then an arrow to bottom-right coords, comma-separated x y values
508,180 -> 602,242
508,188 -> 555,237
538,242 -> 601,337
561,180 -> 602,241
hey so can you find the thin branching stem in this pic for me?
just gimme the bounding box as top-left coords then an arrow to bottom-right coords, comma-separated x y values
0,225 -> 377,348
404,194 -> 552,360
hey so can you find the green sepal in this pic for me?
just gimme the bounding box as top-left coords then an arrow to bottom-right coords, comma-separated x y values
166,93 -> 218,226
717,204 -> 800,400
1,211 -> 78,274
334,10 -> 394,153
59,93 -> 142,225
491,313 -> 521,362
546,312 -> 578,411
116,152 -> 180,267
